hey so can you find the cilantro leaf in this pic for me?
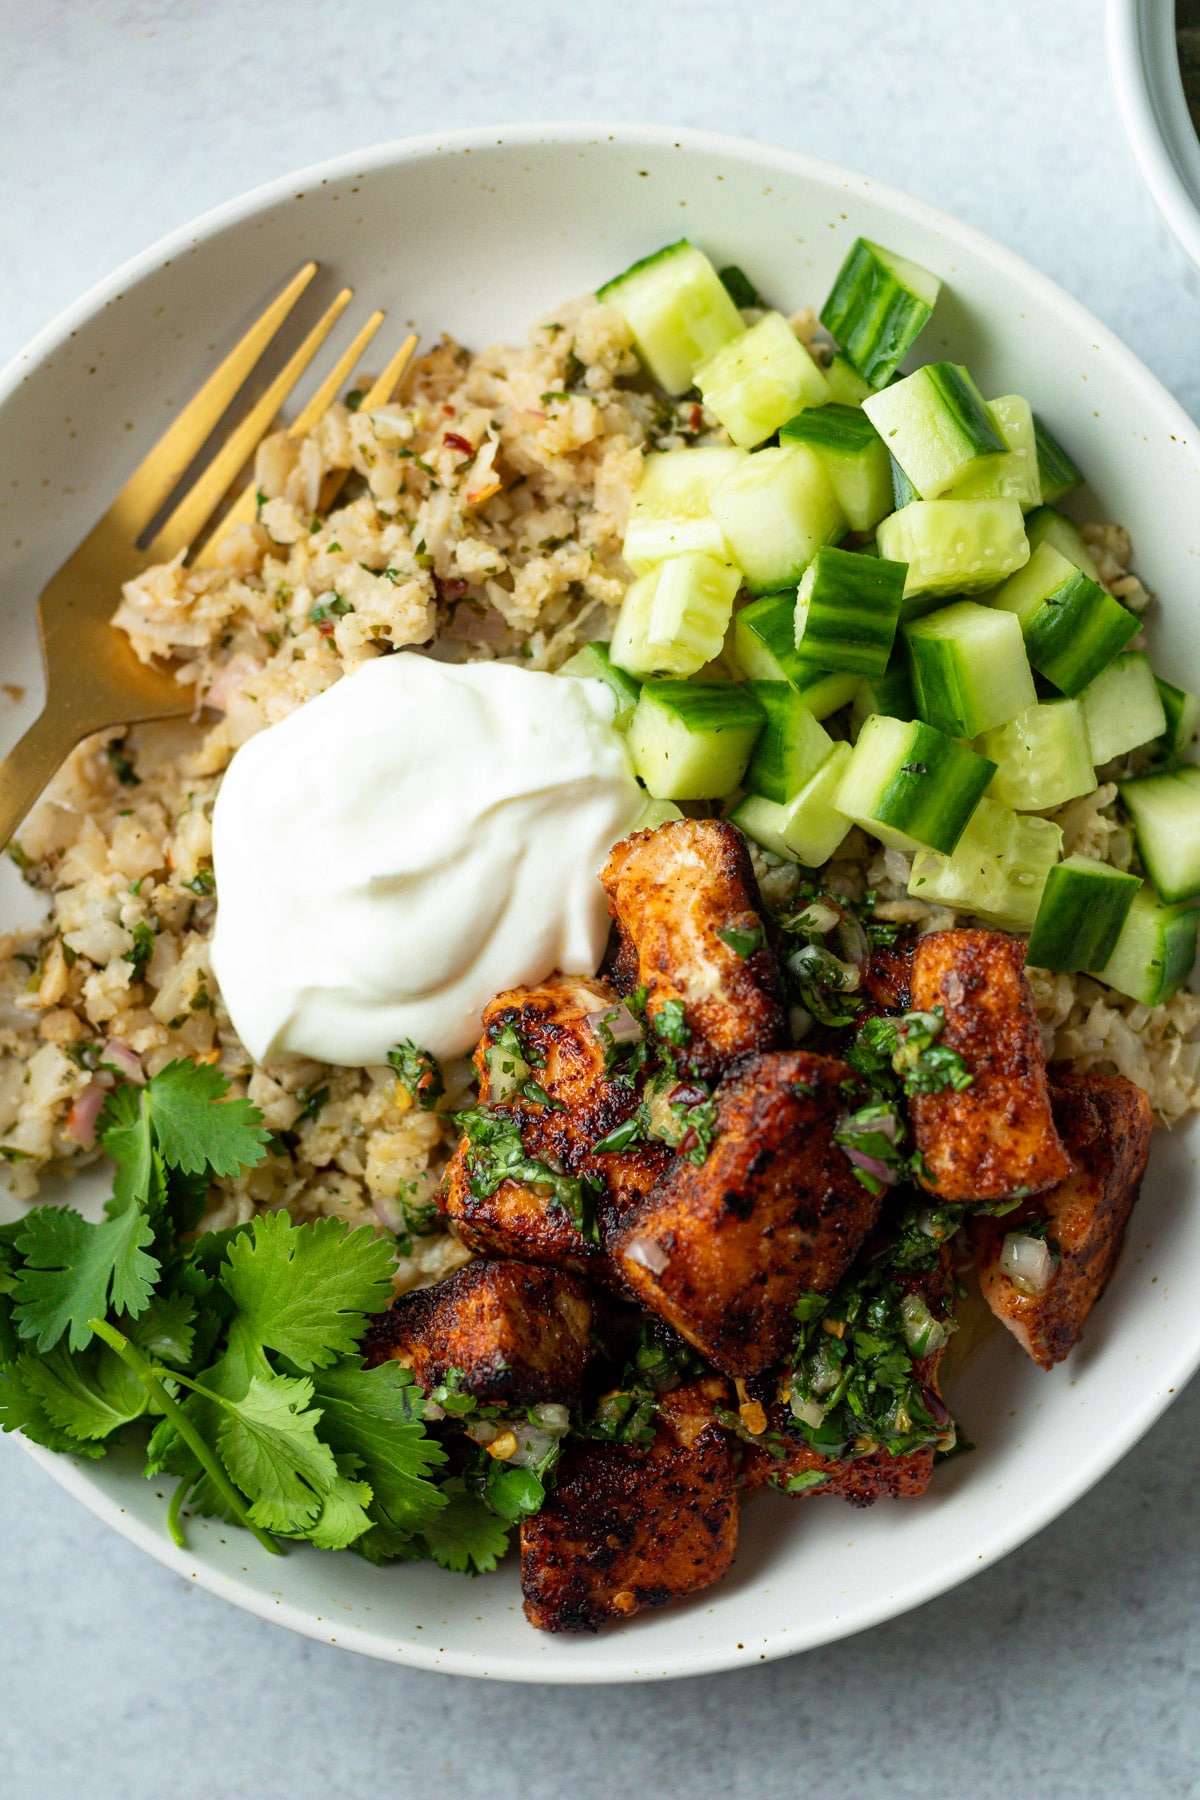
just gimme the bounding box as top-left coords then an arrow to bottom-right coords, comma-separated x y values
420,1477 -> 512,1574
0,1358 -> 107,1458
220,1212 -> 395,1370
305,1454 -> 376,1552
17,1339 -> 148,1441
103,1060 -> 270,1182
214,1371 -> 343,1535
308,1358 -> 447,1536
125,1292 -> 196,1366
12,1203 -> 158,1352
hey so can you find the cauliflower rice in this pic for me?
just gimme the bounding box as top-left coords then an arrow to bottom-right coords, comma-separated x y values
2,292 -> 1197,1280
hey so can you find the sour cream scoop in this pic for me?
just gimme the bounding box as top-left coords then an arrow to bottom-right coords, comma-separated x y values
210,654 -> 644,1066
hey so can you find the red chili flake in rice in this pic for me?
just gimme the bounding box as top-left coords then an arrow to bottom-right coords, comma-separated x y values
443,432 -> 474,455
433,575 -> 470,604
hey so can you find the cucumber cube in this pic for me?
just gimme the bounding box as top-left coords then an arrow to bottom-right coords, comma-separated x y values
711,444 -> 846,595
780,403 -> 892,532
696,310 -> 830,448
833,712 -> 997,855
990,542 -> 1138,696
732,742 -> 854,866
903,601 -> 1036,737
1118,765 -> 1200,904
793,546 -> 906,679
1032,416 -> 1084,507
1079,652 -> 1167,765
824,353 -> 874,406
557,641 -> 642,728
1024,506 -> 1102,582
851,653 -> 916,734
950,395 -> 1042,511
730,594 -> 859,717
1155,676 -> 1200,758
609,553 -> 740,679
907,797 -> 1062,932
819,238 -> 941,388
627,680 -> 765,800
979,699 -> 1096,812
1026,853 -> 1141,973
597,239 -> 745,396
622,446 -> 746,574
863,363 -> 1007,500
876,498 -> 1030,598
743,681 -> 834,803
1094,883 -> 1199,1006
633,797 -> 685,832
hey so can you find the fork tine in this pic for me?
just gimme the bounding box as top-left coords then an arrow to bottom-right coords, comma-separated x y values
190,303 -> 384,570
145,287 -> 352,563
107,262 -> 318,541
315,333 -> 420,514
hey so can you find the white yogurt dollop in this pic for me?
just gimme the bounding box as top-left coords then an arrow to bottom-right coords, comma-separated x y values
210,655 -> 644,1066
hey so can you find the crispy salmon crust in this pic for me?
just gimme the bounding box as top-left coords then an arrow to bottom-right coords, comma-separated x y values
739,1415 -> 936,1504
601,819 -> 786,1080
441,975 -> 674,1275
909,929 -> 1069,1202
520,1380 -> 738,1632
360,1259 -> 596,1406
609,1051 -> 879,1377
969,1070 -> 1154,1369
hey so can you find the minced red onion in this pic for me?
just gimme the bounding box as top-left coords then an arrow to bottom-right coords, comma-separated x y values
789,1393 -> 825,1429
100,1039 -> 145,1085
842,1145 -> 898,1188
999,1232 -> 1055,1296
65,1080 -> 108,1149
585,1002 -> 643,1047
372,1192 -> 409,1235
446,603 -> 510,645
625,1236 -> 669,1274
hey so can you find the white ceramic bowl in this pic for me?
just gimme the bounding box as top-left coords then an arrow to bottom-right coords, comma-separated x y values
3,123 -> 1200,1684
1108,0 -> 1200,284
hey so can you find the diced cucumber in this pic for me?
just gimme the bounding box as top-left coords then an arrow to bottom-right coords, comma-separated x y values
949,395 -> 1042,511
710,445 -> 846,595
730,594 -> 859,717
876,498 -> 1029,598
824,353 -> 873,406
979,699 -> 1097,811
557,640 -> 642,727
597,239 -> 745,396
1024,505 -> 1102,582
1094,883 -> 1200,1006
731,742 -> 854,866
627,680 -> 765,800
1118,765 -> 1200,903
1025,854 -> 1141,973
717,264 -> 761,309
696,311 -> 829,448
743,681 -> 834,803
907,797 -> 1062,932
850,653 -> 916,733
1156,677 -> 1200,758
903,600 -> 1035,738
890,454 -> 919,511
1080,652 -> 1167,765
609,553 -> 740,679
819,238 -> 941,388
989,542 -> 1138,696
780,404 -> 892,532
793,546 -> 906,678
833,713 -> 997,855
863,363 -> 1007,500
634,796 -> 685,831
622,446 -> 746,574
1032,415 -> 1083,506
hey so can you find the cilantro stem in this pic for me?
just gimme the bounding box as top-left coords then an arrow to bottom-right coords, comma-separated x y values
166,1476 -> 190,1549
88,1318 -> 282,1557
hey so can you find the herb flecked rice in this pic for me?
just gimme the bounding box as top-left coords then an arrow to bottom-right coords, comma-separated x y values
2,294 -> 1198,1281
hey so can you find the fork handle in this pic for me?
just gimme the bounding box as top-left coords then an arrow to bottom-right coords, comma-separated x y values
0,705 -> 84,854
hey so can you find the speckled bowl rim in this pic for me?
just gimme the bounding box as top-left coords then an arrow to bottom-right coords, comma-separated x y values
4,120 -> 1200,1683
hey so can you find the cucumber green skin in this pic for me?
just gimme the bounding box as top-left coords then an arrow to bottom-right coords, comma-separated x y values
871,362 -> 1007,501
1156,677 -> 1200,757
731,742 -> 854,866
558,641 -> 641,727
1095,884 -> 1200,1006
836,714 -> 997,855
1118,767 -> 1200,904
1026,856 -> 1140,973
1017,569 -> 1139,696
597,238 -> 694,298
732,593 -> 859,715
890,455 -> 918,510
781,403 -> 879,456
795,546 -> 906,678
852,653 -> 915,730
819,238 -> 936,388
743,681 -> 832,803
1032,414 -> 1083,506
780,405 -> 892,532
903,604 -> 1035,738
628,681 -> 766,801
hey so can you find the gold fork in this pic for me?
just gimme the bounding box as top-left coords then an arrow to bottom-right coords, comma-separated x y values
0,264 -> 417,851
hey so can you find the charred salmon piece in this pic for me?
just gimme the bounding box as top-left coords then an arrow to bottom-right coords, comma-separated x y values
609,1051 -> 879,1378
909,929 -> 1069,1202
601,818 -> 786,1080
739,1412 -> 936,1504
856,934 -> 916,1022
476,974 -> 626,1132
969,1070 -> 1154,1369
520,1380 -> 738,1633
360,1259 -> 596,1406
